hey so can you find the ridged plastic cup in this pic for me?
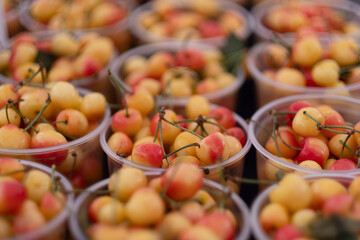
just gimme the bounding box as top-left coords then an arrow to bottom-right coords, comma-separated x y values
250,173 -> 356,240
69,172 -> 251,240
129,0 -> 254,46
101,102 -> 251,185
18,0 -> 133,53
0,31 -> 118,103
251,0 -> 360,43
6,159 -> 74,240
248,94 -> 360,190
247,41 -> 360,108
0,87 -> 111,187
110,41 -> 245,111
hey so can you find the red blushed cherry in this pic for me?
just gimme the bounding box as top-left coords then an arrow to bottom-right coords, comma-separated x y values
265,127 -> 300,159
322,193 -> 360,219
0,180 -> 27,214
161,163 -> 203,201
295,137 -> 329,167
111,108 -> 143,136
208,106 -> 236,129
67,171 -> 86,189
199,20 -> 224,38
30,130 -> 68,166
329,159 -> 357,170
274,224 -> 304,240
175,49 -> 205,71
303,68 -> 321,87
131,142 -> 164,168
197,212 -> 236,240
286,100 -> 312,126
226,127 -> 246,146
176,114 -> 187,130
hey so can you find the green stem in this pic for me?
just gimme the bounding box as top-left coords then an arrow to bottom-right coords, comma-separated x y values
162,117 -> 204,139
164,143 -> 200,159
340,131 -> 354,159
204,119 -> 231,135
276,127 -> 302,151
23,94 -> 51,132
108,70 -> 129,117
273,115 -> 281,158
229,175 -> 278,185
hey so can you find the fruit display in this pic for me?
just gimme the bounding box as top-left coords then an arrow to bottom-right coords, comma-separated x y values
0,31 -> 117,102
247,33 -> 360,106
249,94 -> 360,186
0,81 -> 110,188
0,158 -> 74,239
252,0 -> 360,41
18,0 -> 132,52
110,41 -> 245,110
101,90 -> 251,184
251,173 -> 360,239
69,163 -> 251,240
129,0 -> 253,46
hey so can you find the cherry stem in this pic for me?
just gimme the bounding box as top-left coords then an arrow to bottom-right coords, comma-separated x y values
5,104 -> 10,124
339,139 -> 358,159
6,100 -> 38,133
39,63 -> 46,86
39,115 -> 77,140
164,143 -> 200,159
204,119 -> 231,136
228,175 -> 278,185
14,67 -> 42,92
271,32 -> 292,51
303,111 -> 360,134
51,164 -> 57,192
65,189 -> 113,194
0,167 -> 29,177
270,110 -> 297,115
339,62 -> 360,74
23,93 -> 51,132
340,131 -> 354,159
162,117 -> 204,139
273,115 -> 282,158
108,70 -> 129,118
276,126 -> 302,151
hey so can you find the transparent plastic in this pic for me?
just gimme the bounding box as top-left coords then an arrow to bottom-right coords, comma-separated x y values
110,41 -> 245,111
101,102 -> 251,183
5,159 -> 74,240
69,172 -> 251,240
129,0 -> 254,46
250,173 -> 356,240
0,31 -> 119,102
0,88 -> 111,187
251,0 -> 360,42
247,42 -> 360,107
249,94 -> 360,191
18,0 -> 133,53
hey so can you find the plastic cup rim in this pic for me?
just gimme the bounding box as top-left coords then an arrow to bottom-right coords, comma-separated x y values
248,93 -> 360,174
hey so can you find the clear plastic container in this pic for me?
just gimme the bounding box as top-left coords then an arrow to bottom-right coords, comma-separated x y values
250,173 -> 356,240
129,0 -> 254,46
0,31 -> 118,103
247,42 -> 360,107
18,0 -> 133,53
110,41 -> 245,111
101,102 -> 251,184
251,0 -> 360,43
6,159 -> 74,240
0,88 -> 111,187
249,94 -> 360,190
69,171 -> 251,240
4,2 -> 24,37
